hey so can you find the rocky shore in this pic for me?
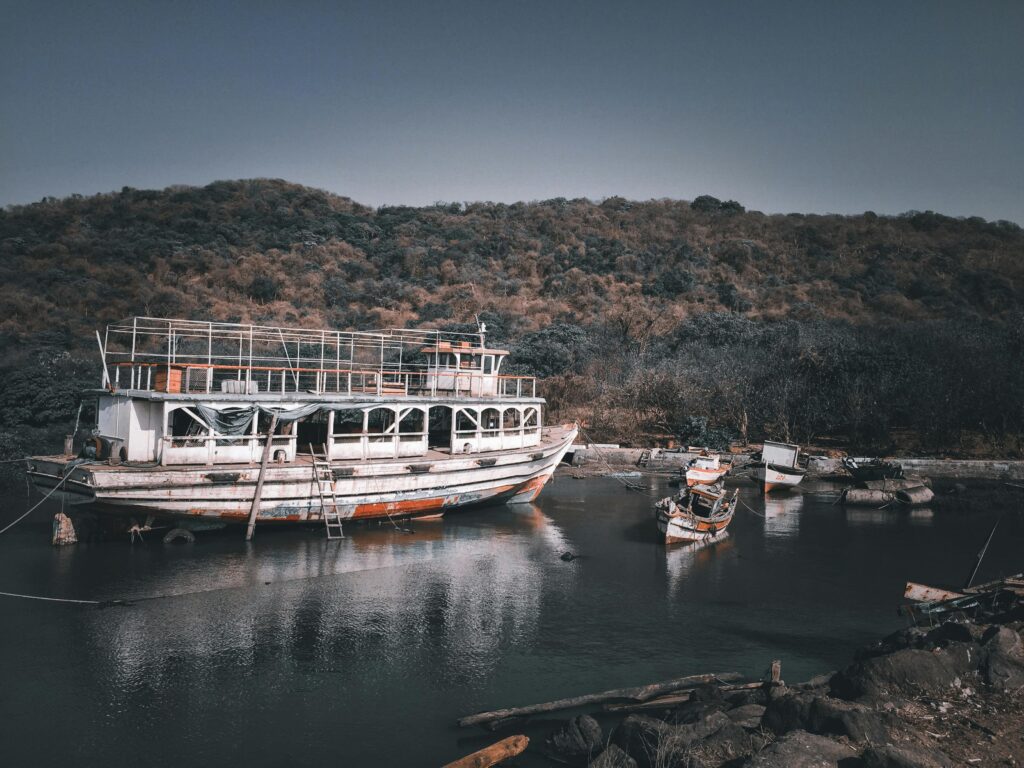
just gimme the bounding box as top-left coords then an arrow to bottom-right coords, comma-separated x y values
536,615 -> 1024,768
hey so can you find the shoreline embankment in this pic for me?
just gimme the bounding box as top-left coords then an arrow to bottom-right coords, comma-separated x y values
566,446 -> 1024,481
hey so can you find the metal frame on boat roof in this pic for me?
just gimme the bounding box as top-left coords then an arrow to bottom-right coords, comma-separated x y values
99,316 -> 535,399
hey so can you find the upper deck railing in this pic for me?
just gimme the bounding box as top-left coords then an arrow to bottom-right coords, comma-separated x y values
99,317 -> 537,399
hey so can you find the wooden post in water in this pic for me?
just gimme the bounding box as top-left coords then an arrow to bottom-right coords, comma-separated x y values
246,413 -> 278,541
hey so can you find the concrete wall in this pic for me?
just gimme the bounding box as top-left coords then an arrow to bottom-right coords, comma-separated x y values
569,445 -> 1024,480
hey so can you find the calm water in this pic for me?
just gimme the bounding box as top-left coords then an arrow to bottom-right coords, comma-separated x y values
1,476 -> 1020,766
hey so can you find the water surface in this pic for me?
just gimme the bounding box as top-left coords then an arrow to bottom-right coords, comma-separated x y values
1,476 -> 1020,766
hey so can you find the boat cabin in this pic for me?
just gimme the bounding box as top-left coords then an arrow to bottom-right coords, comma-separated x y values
87,317 -> 543,467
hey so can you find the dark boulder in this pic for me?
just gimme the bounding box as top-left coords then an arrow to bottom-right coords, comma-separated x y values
830,645 -> 979,700
698,719 -> 760,764
860,744 -> 953,768
745,730 -> 857,767
549,714 -> 604,761
612,715 -> 673,767
725,686 -> 768,708
667,683 -> 726,724
588,743 -> 638,768
614,710 -> 732,768
726,703 -> 766,729
980,626 -> 1024,691
855,627 -> 929,661
762,692 -> 889,744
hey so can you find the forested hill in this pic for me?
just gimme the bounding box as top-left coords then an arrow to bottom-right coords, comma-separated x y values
2,179 -> 1022,338
1,179 -> 1023,466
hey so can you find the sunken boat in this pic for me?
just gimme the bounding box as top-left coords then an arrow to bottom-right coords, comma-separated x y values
27,317 -> 577,536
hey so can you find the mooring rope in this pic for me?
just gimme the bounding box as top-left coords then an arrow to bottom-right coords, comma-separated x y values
0,590 -> 100,605
736,496 -> 766,518
575,426 -> 658,495
0,474 -> 69,536
0,460 -> 100,536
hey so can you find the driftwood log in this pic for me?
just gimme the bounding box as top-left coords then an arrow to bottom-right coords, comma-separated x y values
603,681 -> 764,713
441,735 -> 529,768
457,672 -> 740,727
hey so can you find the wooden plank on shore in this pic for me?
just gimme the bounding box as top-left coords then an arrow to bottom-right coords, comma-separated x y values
441,735 -> 529,768
457,672 -> 741,727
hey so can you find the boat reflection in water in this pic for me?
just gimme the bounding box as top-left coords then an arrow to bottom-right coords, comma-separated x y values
845,508 -> 900,527
762,493 -> 803,537
665,533 -> 735,598
95,503 -> 571,691
908,508 -> 935,526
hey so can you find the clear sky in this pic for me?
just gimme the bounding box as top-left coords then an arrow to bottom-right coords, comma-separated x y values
2,0 -> 1022,221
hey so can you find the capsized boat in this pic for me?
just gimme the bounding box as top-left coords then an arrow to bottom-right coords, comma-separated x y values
749,440 -> 805,493
684,452 -> 730,487
27,317 -> 578,538
654,481 -> 737,545
841,456 -> 904,483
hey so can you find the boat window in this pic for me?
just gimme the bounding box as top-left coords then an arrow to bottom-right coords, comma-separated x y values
482,355 -> 493,374
399,408 -> 425,434
502,408 -> 521,429
170,408 -> 207,437
366,408 -> 396,435
332,409 -> 364,435
481,408 -> 500,435
455,409 -> 478,433
523,407 -> 538,429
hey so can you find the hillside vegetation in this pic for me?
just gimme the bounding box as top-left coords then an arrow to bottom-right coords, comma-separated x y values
1,179 -> 1022,472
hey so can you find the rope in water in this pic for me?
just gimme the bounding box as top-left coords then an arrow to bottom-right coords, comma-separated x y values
575,427 -> 657,495
0,590 -> 100,605
0,471 -> 71,536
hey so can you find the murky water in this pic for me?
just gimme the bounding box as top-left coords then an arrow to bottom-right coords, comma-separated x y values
1,476 -> 1020,766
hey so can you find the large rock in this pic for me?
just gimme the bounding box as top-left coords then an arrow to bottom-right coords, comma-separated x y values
763,692 -> 888,744
612,715 -> 673,767
589,744 -> 638,768
614,711 -> 731,768
860,744 -> 954,768
830,645 -> 979,700
549,714 -> 604,761
980,626 -> 1024,691
668,683 -> 726,725
745,730 -> 857,767
697,719 -> 761,765
727,703 -> 766,729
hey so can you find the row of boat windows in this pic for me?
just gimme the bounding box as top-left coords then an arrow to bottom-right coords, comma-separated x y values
168,405 -> 540,438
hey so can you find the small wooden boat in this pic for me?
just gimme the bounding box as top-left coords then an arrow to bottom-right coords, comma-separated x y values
749,441 -> 805,493
684,453 -> 730,487
654,482 -> 737,545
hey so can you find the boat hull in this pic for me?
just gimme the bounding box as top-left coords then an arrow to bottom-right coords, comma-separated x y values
27,426 -> 578,525
750,464 -> 804,493
655,510 -> 734,544
685,467 -> 728,486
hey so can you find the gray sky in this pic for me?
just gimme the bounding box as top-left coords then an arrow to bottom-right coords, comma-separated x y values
2,0 -> 1022,221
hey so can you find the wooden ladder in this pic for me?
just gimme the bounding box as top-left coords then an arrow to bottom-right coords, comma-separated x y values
637,449 -> 651,467
310,443 -> 344,540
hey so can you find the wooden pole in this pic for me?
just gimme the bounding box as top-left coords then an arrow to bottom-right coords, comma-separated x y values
457,672 -> 740,727
441,735 -> 528,768
246,413 -> 278,541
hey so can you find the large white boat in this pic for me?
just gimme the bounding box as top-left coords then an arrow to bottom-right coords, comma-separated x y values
27,317 -> 577,536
